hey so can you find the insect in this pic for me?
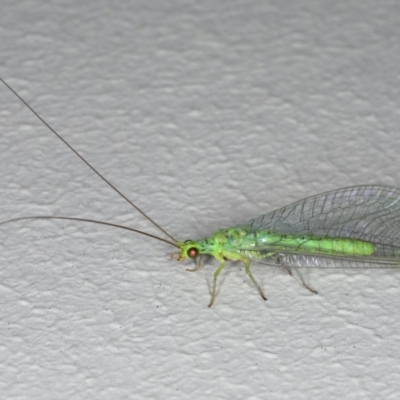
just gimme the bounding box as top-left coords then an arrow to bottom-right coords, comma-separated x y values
2,78 -> 400,307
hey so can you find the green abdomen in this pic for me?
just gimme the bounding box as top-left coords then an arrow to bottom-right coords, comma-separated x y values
225,226 -> 376,257
288,236 -> 374,256
259,232 -> 375,256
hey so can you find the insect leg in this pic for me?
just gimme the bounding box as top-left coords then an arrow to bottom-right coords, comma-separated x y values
292,266 -> 318,294
276,255 -> 293,276
275,255 -> 317,294
208,260 -> 226,308
186,255 -> 203,272
244,259 -> 267,301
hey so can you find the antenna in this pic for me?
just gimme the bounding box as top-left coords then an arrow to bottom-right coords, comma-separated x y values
0,216 -> 179,248
0,78 -> 177,243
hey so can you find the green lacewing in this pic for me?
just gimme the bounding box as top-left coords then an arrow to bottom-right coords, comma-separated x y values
2,78 -> 400,307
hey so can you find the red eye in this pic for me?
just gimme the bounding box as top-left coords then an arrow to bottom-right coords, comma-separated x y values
187,247 -> 198,258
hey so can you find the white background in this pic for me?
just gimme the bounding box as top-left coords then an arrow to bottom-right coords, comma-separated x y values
1,1 -> 400,399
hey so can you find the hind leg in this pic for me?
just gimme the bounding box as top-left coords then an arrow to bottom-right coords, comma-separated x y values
276,255 -> 317,294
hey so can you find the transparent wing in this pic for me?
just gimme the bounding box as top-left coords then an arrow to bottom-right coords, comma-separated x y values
242,185 -> 400,268
246,252 -> 400,269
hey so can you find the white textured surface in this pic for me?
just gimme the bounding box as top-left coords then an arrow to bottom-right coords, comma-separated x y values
1,1 -> 400,399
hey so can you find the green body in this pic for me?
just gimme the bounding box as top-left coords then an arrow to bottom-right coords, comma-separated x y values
179,226 -> 376,262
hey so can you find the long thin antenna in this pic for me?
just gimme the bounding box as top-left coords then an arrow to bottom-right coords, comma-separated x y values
0,78 -> 177,243
0,216 -> 179,248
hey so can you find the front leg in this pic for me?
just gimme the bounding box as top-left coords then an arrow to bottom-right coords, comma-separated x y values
186,255 -> 203,272
208,258 -> 226,308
